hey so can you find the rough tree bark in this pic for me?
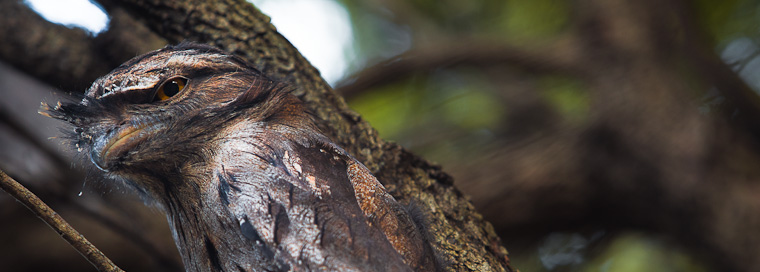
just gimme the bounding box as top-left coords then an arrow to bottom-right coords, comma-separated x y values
0,0 -> 513,271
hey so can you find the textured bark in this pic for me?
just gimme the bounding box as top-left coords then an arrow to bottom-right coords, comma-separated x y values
1,0 -> 513,271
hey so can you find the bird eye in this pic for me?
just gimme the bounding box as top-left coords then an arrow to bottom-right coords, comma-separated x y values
154,77 -> 187,101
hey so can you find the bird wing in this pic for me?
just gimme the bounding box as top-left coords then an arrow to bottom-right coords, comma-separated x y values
214,135 -> 414,271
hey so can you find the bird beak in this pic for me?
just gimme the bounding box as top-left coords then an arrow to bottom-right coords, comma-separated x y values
90,124 -> 151,172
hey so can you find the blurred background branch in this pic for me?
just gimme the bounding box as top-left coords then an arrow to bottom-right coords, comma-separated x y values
336,38 -> 581,99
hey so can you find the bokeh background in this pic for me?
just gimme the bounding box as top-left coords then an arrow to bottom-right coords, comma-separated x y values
2,0 -> 760,271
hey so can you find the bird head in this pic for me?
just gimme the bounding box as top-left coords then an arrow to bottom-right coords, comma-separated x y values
42,43 -> 307,197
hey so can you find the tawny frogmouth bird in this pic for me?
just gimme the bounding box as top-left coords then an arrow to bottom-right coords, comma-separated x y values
44,43 -> 438,271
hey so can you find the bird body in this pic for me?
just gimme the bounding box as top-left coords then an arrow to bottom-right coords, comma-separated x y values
45,43 -> 436,271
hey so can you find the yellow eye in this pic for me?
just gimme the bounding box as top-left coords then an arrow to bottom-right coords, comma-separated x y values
154,77 -> 187,101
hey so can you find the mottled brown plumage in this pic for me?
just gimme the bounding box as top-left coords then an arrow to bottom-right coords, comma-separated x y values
44,43 -> 438,271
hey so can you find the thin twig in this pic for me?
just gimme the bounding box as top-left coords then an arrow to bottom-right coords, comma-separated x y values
0,169 -> 124,272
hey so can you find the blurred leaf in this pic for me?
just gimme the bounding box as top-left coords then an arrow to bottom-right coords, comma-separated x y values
695,0 -> 760,47
349,80 -> 421,138
440,85 -> 505,130
406,0 -> 508,33
495,0 -> 570,41
540,76 -> 589,123
581,233 -> 709,272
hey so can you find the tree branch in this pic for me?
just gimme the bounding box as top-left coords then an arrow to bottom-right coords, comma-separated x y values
0,170 -> 124,272
336,38 -> 582,99
0,0 -> 165,92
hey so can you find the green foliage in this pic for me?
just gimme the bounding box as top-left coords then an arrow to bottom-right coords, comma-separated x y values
349,80 -> 421,138
441,87 -> 505,130
694,0 -> 760,47
495,0 -> 570,41
510,232 -> 709,272
540,76 -> 589,123
581,233 -> 708,272
406,0 -> 508,32
349,71 -> 505,140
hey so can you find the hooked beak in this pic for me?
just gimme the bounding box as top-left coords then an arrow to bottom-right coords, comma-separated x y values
89,124 -> 152,171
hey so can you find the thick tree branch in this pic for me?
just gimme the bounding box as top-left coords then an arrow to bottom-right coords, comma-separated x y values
0,0 -> 105,91
0,0 -> 165,92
